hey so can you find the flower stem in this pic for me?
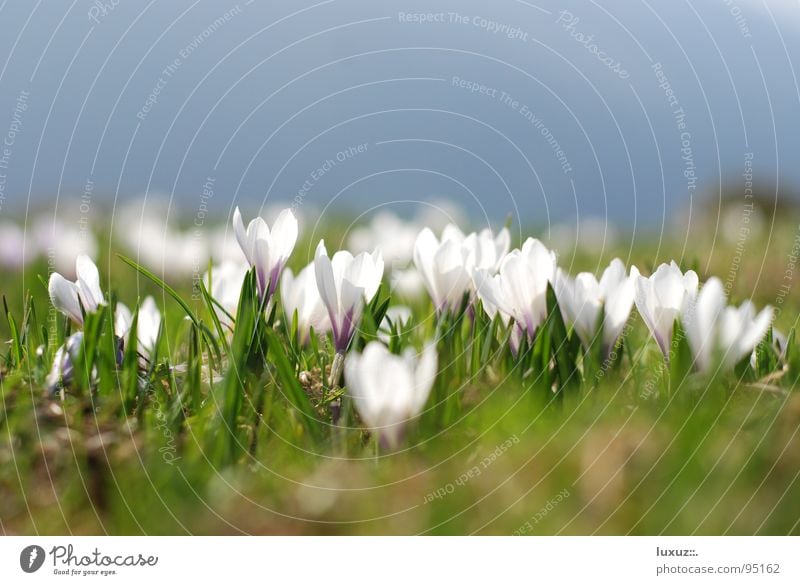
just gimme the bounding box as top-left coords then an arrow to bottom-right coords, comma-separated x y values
328,351 -> 345,389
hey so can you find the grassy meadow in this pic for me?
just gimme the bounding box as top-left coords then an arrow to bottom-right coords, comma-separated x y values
1,203 -> 799,535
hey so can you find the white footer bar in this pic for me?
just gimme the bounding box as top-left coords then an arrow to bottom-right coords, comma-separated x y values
1,536 -> 796,583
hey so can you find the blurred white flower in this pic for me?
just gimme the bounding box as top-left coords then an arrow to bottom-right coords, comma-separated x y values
314,240 -> 384,352
115,297 -> 162,356
413,223 -> 509,313
281,262 -> 330,343
233,206 -> 298,301
115,197 -> 203,277
633,261 -> 699,358
474,238 -> 558,340
416,199 -> 468,233
389,266 -> 426,299
547,217 -> 619,256
456,224 -> 511,274
345,341 -> 437,448
721,204 -> 764,245
48,255 -> 105,326
204,261 -> 248,329
348,212 -> 420,265
0,221 -> 33,269
209,225 -> 247,264
555,258 -> 636,354
34,217 -> 97,277
682,277 -> 773,373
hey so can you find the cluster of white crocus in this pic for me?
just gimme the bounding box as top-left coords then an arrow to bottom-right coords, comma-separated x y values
468,238 -> 773,373
44,209 -> 778,446
413,224 -> 510,313
47,255 -> 162,390
683,277 -> 773,373
554,259 -> 636,355
474,238 -> 557,342
632,262 -> 775,372
226,209 -> 386,352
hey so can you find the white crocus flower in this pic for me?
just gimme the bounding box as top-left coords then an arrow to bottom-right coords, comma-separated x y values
204,261 -> 249,329
114,297 -> 162,356
633,261 -> 699,358
232,206 -> 298,301
46,332 -> 85,394
345,341 -> 438,448
682,277 -> 773,373
281,262 -> 330,343
314,240 -> 384,353
474,238 -> 558,341
442,223 -> 511,273
48,255 -> 105,326
554,259 -> 636,355
413,223 -> 509,314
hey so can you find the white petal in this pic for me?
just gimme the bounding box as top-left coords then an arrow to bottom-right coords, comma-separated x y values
138,296 -> 161,352
232,207 -> 252,265
49,273 -> 82,324
685,277 -> 725,372
271,208 -> 298,261
413,228 -> 441,306
633,274 -> 660,350
254,234 -> 275,288
433,239 -> 470,309
75,254 -> 104,310
366,249 -> 385,301
412,343 -> 438,414
280,267 -> 297,312
598,258 -> 626,297
314,240 -> 339,317
572,273 -> 602,346
603,272 -> 635,350
736,305 -> 773,364
344,351 -> 370,421
682,269 -> 699,297
493,228 -> 511,267
441,223 -> 465,243
553,269 -> 576,326
114,302 -> 132,338
474,269 -> 507,318
339,276 -> 365,318
652,263 -> 685,313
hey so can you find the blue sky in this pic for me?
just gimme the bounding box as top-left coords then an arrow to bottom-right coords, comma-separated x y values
0,0 -> 798,229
